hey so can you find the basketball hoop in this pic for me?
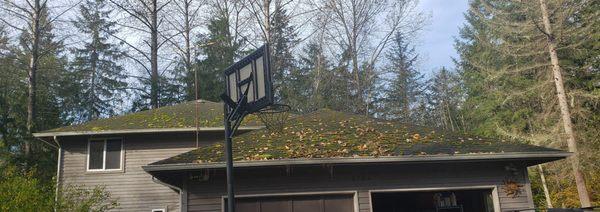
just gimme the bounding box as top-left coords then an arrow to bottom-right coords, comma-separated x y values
255,104 -> 291,133
220,44 -> 273,212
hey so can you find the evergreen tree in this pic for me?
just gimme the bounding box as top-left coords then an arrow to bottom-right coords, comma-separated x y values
428,67 -> 462,131
456,0 -> 599,206
382,32 -> 424,122
8,6 -> 70,183
269,1 -> 298,103
285,41 -> 324,112
16,6 -> 69,130
454,0 -> 510,136
321,49 -> 355,112
185,13 -> 239,102
0,25 -> 24,163
69,0 -> 127,122
130,74 -> 185,111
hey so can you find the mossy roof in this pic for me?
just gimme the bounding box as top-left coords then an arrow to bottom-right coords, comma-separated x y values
40,100 -> 262,133
151,109 -> 563,166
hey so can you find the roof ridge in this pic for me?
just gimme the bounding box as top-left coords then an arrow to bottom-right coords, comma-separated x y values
35,100 -> 264,135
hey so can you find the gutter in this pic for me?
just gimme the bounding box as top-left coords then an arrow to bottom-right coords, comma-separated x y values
142,152 -> 571,172
32,126 -> 264,137
34,136 -> 58,149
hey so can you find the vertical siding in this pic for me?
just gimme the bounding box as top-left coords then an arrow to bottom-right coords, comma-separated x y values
187,162 -> 535,212
59,133 -> 220,211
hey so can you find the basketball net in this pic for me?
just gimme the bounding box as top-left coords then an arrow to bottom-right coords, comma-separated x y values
256,104 -> 291,133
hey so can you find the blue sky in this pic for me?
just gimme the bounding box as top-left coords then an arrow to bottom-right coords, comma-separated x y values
416,0 -> 469,76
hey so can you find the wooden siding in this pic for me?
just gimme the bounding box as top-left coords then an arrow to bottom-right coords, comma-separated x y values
58,133 -> 220,211
186,162 -> 534,212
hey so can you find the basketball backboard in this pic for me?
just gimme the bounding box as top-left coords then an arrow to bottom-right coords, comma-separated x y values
220,44 -> 274,212
222,44 -> 273,114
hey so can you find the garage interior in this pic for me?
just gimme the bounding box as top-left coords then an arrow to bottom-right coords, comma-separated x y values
371,189 -> 495,212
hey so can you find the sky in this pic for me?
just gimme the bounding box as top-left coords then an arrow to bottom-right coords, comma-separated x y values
416,0 -> 469,76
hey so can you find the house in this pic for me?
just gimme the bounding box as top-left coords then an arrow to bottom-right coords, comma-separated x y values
34,100 -> 569,212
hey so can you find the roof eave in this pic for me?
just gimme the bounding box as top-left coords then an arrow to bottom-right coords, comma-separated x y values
142,152 -> 570,172
32,126 -> 264,137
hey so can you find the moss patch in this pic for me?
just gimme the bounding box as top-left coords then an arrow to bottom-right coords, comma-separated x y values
42,100 -> 262,133
153,109 -> 561,165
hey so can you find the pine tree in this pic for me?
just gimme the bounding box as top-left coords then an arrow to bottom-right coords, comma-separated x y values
186,14 -> 239,102
269,1 -> 298,103
16,6 -> 69,131
9,6 -> 70,181
455,0 -> 509,136
428,67 -> 462,131
283,41 -> 323,112
70,0 -> 127,122
0,25 -> 23,161
321,49 -> 355,112
382,32 -> 424,122
456,0 -> 599,206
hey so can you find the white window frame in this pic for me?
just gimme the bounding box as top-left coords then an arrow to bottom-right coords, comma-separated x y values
86,138 -> 124,172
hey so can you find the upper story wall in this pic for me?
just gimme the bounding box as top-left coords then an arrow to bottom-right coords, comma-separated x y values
58,132 -> 222,211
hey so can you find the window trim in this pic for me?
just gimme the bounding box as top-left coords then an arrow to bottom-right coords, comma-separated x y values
86,137 -> 124,172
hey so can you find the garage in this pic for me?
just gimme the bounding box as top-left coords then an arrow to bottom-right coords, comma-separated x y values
371,189 -> 495,212
225,193 -> 355,212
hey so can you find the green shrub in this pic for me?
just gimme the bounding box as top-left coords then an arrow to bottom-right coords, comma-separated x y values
0,166 -> 53,211
0,166 -> 118,211
55,184 -> 119,212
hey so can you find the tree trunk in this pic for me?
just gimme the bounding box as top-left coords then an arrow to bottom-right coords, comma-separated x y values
263,0 -> 271,43
445,101 -> 455,132
183,0 -> 194,101
538,165 -> 553,208
90,28 -> 99,121
538,0 -> 591,207
311,25 -> 326,109
150,0 -> 159,109
26,0 -> 42,156
351,50 -> 361,113
184,0 -> 192,84
90,49 -> 97,120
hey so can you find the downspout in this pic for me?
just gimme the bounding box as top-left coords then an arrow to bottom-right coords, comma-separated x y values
53,136 -> 61,207
152,176 -> 186,212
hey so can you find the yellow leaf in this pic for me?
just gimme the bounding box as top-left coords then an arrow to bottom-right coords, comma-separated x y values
412,133 -> 421,140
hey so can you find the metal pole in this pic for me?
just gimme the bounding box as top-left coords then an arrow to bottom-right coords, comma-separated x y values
224,114 -> 236,212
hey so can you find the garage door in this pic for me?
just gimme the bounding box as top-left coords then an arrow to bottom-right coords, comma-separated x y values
227,194 -> 355,212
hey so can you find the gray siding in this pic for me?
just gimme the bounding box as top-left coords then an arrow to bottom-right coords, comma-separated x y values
186,163 -> 534,212
59,133 -> 219,211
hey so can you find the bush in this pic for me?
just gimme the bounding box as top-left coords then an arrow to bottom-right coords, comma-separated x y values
56,184 -> 119,212
0,166 -> 118,211
0,166 -> 54,211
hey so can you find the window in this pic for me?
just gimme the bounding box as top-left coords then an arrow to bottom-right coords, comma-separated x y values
87,138 -> 122,171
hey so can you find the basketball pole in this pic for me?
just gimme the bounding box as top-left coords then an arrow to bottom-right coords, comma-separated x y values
222,80 -> 251,212
224,111 -> 236,212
